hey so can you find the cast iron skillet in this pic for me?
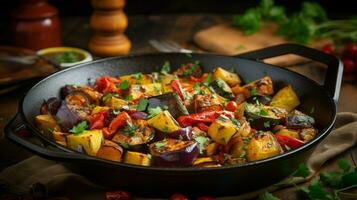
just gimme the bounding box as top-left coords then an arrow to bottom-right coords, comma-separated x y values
5,44 -> 343,196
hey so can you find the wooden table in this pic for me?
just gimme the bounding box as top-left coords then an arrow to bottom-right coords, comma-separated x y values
0,14 -> 357,199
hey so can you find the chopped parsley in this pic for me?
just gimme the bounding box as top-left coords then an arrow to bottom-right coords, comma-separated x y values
125,95 -> 133,101
250,88 -> 259,96
193,83 -> 201,92
183,61 -> 200,76
117,80 -> 129,90
263,121 -> 270,128
160,61 -> 171,74
232,118 -> 241,128
154,141 -> 166,149
147,106 -> 163,118
102,93 -> 119,103
259,109 -> 269,116
120,143 -> 130,149
133,72 -> 142,80
136,98 -> 149,112
202,73 -> 212,86
194,136 -> 210,154
242,137 -> 251,143
124,121 -> 137,136
69,121 -> 88,135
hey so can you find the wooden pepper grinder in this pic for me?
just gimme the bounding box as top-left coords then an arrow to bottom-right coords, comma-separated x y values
89,0 -> 131,56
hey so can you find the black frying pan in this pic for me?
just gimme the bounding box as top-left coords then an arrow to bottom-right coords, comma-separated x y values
5,44 -> 343,197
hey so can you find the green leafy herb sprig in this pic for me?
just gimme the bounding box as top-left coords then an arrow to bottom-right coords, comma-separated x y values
233,0 -> 357,44
257,160 -> 357,200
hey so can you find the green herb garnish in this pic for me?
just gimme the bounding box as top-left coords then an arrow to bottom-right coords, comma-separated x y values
69,121 -> 88,135
147,106 -> 163,118
125,95 -> 133,101
154,142 -> 166,149
232,118 -> 241,128
250,88 -> 259,96
133,73 -> 142,80
202,73 -> 212,86
160,61 -> 171,74
137,98 -> 149,112
117,80 -> 129,90
194,136 -> 210,154
51,51 -> 82,64
124,121 -> 137,136
183,61 -> 200,77
102,93 -> 119,103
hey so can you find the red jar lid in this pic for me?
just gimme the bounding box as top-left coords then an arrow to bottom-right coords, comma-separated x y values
11,0 -> 58,20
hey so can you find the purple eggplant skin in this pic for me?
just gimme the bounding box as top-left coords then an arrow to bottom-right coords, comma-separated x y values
55,101 -> 83,132
148,93 -> 188,118
167,126 -> 193,141
149,139 -> 199,167
60,85 -> 77,99
130,111 -> 148,120
46,97 -> 62,115
285,114 -> 315,129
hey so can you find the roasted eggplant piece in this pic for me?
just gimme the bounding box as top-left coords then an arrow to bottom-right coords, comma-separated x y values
148,92 -> 188,118
149,138 -> 199,167
193,157 -> 221,167
55,102 -> 84,132
247,131 -> 282,161
270,85 -> 300,112
112,119 -> 155,147
209,79 -> 234,99
61,85 -> 102,104
96,140 -> 123,162
244,103 -> 287,131
66,129 -> 104,156
285,113 -> 315,129
123,151 -> 151,166
213,67 -> 241,87
168,126 -> 193,141
246,95 -> 272,105
193,93 -> 223,113
147,110 -> 180,133
40,97 -> 61,115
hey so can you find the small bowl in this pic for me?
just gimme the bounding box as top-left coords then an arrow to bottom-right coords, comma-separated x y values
37,47 -> 93,68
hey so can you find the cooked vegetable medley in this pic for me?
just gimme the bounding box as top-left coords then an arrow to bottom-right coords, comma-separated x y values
35,62 -> 318,167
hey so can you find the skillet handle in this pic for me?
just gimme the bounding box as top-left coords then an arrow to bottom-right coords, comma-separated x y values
236,43 -> 343,103
4,113 -> 94,162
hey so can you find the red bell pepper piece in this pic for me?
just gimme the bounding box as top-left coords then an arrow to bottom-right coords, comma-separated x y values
275,134 -> 304,149
171,80 -> 185,100
177,111 -> 234,127
197,122 -> 209,131
96,76 -> 121,94
190,73 -> 208,83
103,111 -> 131,139
88,110 -> 108,130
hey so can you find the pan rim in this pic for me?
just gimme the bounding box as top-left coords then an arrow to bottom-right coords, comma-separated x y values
19,52 -> 337,172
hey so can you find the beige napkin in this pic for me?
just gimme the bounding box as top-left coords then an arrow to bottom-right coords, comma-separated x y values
1,112 -> 357,200
193,24 -> 331,66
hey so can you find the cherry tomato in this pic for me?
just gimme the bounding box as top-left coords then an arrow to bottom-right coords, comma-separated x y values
105,190 -> 131,200
321,43 -> 334,55
225,101 -> 238,112
342,58 -> 356,74
197,196 -> 215,200
169,193 -> 188,200
342,43 -> 357,59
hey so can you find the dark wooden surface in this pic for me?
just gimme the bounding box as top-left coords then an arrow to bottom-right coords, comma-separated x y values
0,14 -> 357,199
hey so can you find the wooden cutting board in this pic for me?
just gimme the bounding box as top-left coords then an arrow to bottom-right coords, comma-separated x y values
194,23 -> 332,66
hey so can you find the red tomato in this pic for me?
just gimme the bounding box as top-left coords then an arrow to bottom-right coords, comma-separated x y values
105,190 -> 131,200
197,196 -> 215,200
169,193 -> 188,200
321,43 -> 334,55
171,80 -> 185,100
96,76 -> 120,94
342,43 -> 357,59
225,101 -> 238,112
342,58 -> 356,74
275,134 -> 304,149
108,112 -> 131,133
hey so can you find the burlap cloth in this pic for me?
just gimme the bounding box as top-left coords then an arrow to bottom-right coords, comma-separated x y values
1,112 -> 357,199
